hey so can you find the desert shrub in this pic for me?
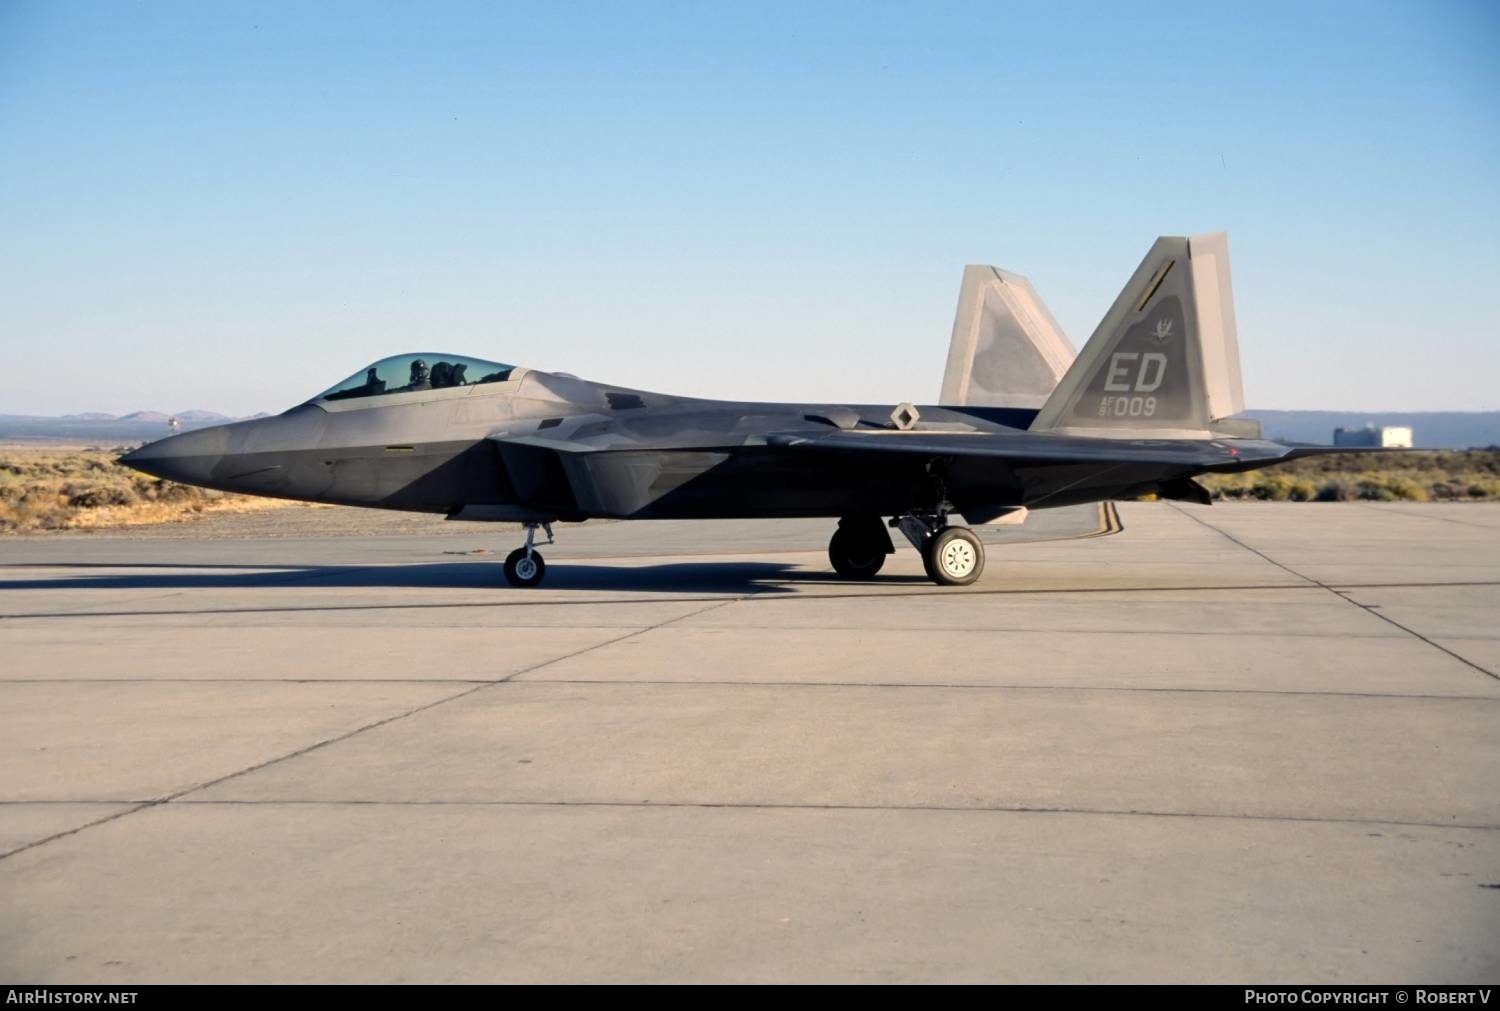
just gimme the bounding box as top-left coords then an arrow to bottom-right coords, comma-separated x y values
1386,476 -> 1428,501
156,482 -> 200,504
1348,475 -> 1428,501
1250,473 -> 1296,501
0,447 -> 280,531
66,485 -> 137,508
1287,478 -> 1318,501
1203,473 -> 1251,500
8,491 -> 74,530
1316,478 -> 1357,502
1197,463 -> 1485,502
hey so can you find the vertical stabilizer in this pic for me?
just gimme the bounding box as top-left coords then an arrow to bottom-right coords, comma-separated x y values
1187,232 -> 1243,422
940,266 -> 1076,408
1029,232 -> 1245,436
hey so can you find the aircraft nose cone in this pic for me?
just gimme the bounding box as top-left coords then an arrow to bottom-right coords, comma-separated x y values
119,426 -> 231,486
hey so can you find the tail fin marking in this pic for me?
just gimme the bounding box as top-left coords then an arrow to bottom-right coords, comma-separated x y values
1029,232 -> 1245,437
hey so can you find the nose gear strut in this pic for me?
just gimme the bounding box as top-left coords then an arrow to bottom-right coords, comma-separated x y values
504,522 -> 554,588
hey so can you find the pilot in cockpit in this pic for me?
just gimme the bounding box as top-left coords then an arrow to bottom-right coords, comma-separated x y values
407,359 -> 431,390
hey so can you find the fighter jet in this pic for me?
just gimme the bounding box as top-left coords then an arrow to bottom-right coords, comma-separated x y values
123,232 -> 1335,588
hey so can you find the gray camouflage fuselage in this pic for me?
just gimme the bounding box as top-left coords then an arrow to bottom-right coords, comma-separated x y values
122,365 -> 1299,524
125,232 -> 1348,542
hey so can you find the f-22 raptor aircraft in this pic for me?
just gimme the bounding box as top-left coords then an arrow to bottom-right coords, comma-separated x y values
124,232 -> 1337,588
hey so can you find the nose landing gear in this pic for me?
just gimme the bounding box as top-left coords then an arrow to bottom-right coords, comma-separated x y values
504,522 -> 553,588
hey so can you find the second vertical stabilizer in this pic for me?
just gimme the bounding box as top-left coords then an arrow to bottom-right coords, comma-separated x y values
939,266 -> 1076,408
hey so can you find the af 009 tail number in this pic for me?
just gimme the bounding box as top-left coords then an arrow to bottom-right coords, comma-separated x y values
1099,351 -> 1166,417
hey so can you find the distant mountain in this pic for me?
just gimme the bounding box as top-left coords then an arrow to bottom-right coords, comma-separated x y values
0,409 -> 269,444
1240,411 -> 1500,450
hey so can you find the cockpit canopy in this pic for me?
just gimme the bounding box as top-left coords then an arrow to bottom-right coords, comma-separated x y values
312,353 -> 516,403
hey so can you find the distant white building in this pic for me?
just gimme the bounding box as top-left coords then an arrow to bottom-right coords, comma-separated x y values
1333,424 -> 1413,448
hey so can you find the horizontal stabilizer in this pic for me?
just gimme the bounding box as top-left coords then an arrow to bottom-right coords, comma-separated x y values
940,266 -> 1076,408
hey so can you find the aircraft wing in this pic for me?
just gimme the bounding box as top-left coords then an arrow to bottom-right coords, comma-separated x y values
489,418 -> 1269,469
481,413 -> 1326,522
759,428 -> 1306,515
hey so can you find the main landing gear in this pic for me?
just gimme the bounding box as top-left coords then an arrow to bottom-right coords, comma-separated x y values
827,515 -> 894,579
829,512 -> 985,586
900,514 -> 985,586
504,522 -> 553,588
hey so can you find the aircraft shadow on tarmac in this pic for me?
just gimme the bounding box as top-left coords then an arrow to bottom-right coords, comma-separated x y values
0,560 -> 933,595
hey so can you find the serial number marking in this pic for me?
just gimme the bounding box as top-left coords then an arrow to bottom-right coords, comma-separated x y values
1098,395 -> 1157,418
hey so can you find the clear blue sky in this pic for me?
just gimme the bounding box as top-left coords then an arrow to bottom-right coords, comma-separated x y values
1,0 -> 1496,416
